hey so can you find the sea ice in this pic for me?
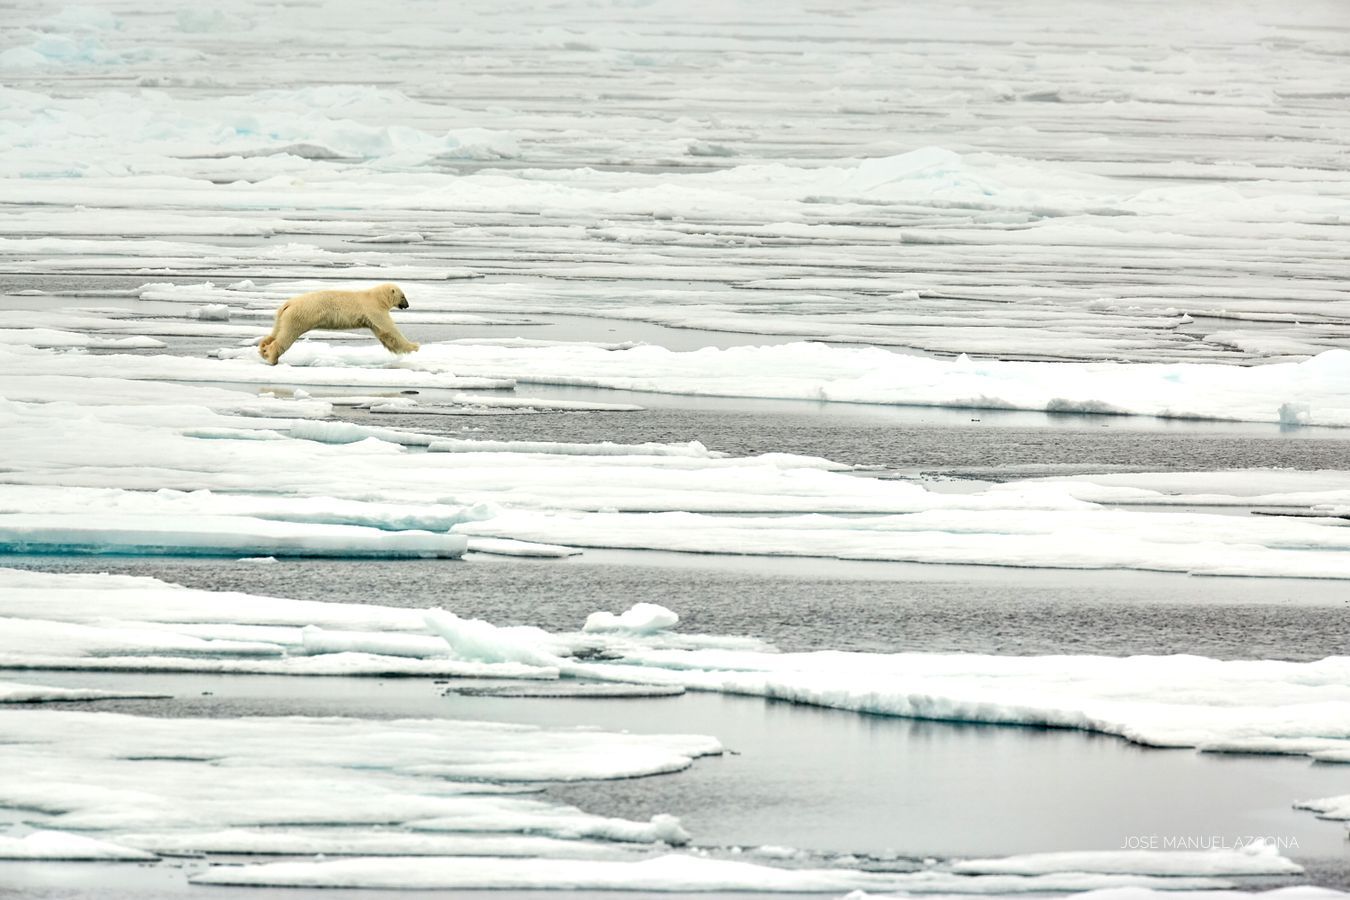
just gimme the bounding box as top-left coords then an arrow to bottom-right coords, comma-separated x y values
117,828 -> 642,859
0,709 -> 720,824
0,681 -> 167,703
262,340 -> 1350,427
4,569 -> 1348,765
951,843 -> 1302,876
3,0 -> 1350,889
0,327 -> 164,349
0,830 -> 155,861
1293,794 -> 1350,822
584,603 -> 681,635
187,854 -> 1236,891
0,512 -> 468,558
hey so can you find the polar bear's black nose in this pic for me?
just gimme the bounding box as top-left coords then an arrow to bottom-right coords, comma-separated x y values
398,299 -> 409,309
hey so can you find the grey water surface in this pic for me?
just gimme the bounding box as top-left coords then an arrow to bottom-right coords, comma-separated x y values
5,551 -> 1347,661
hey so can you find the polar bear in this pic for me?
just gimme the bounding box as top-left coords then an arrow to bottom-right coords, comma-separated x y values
258,283 -> 419,365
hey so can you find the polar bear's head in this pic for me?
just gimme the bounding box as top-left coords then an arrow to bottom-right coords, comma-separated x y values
376,283 -> 409,310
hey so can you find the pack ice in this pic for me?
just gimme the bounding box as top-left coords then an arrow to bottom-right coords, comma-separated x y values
2,349 -> 1349,575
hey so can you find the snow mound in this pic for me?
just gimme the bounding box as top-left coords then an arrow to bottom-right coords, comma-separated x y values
187,853 -> 1236,892
0,830 -> 155,861
584,603 -> 680,635
0,513 -> 467,558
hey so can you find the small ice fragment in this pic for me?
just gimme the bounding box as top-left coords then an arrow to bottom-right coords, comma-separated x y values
583,603 -> 679,634
1279,402 -> 1311,425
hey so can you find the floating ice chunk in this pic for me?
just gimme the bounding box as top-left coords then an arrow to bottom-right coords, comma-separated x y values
687,141 -> 737,157
399,599 -> 1350,763
0,830 -> 155,861
1279,402 -> 1311,425
448,681 -> 685,699
457,504 -> 1350,579
290,420 -> 408,445
1007,471 -> 1350,510
1,617 -> 287,660
47,6 -> 122,31
576,649 -> 1350,762
0,486 -> 493,537
583,603 -> 680,635
186,854 -> 1234,891
0,652 -> 552,679
429,437 -> 718,458
424,609 -> 565,669
0,710 -> 717,839
465,537 -> 582,558
301,625 -> 449,660
118,829 -> 639,859
0,327 -> 165,349
187,304 -> 230,321
325,340 -> 1350,427
0,681 -> 166,703
0,567 -> 428,631
951,842 -> 1302,876
176,8 -> 251,32
0,34 -> 199,69
189,854 -> 887,890
0,569 -> 560,677
1294,794 -> 1350,820
353,232 -> 425,244
0,513 -> 467,558
437,127 -> 520,161
374,392 -> 644,413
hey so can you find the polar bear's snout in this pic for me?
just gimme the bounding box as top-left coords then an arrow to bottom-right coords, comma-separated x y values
398,298 -> 409,309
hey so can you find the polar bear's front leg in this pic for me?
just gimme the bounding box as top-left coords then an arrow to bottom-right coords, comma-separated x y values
367,310 -> 419,355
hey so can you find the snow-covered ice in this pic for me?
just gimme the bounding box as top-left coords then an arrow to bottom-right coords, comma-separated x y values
0,830 -> 155,861
584,603 -> 681,635
0,512 -> 468,558
951,843 -> 1303,877
3,352 -> 1349,577
0,681 -> 167,703
4,570 -> 1348,765
4,0 -> 1350,891
187,854 -> 1234,892
223,340 -> 1350,427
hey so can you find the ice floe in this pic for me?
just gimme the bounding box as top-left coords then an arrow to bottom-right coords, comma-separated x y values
251,340 -> 1350,427
187,854 -> 1237,892
1294,794 -> 1350,821
118,828 -> 641,859
0,568 -> 550,677
0,327 -> 164,349
4,570 -> 1349,766
0,830 -> 155,861
0,512 -> 467,558
3,0 -> 1350,366
0,680 -> 166,703
3,342 -> 1350,577
584,603 -> 681,635
950,843 -> 1303,876
0,708 -> 714,842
